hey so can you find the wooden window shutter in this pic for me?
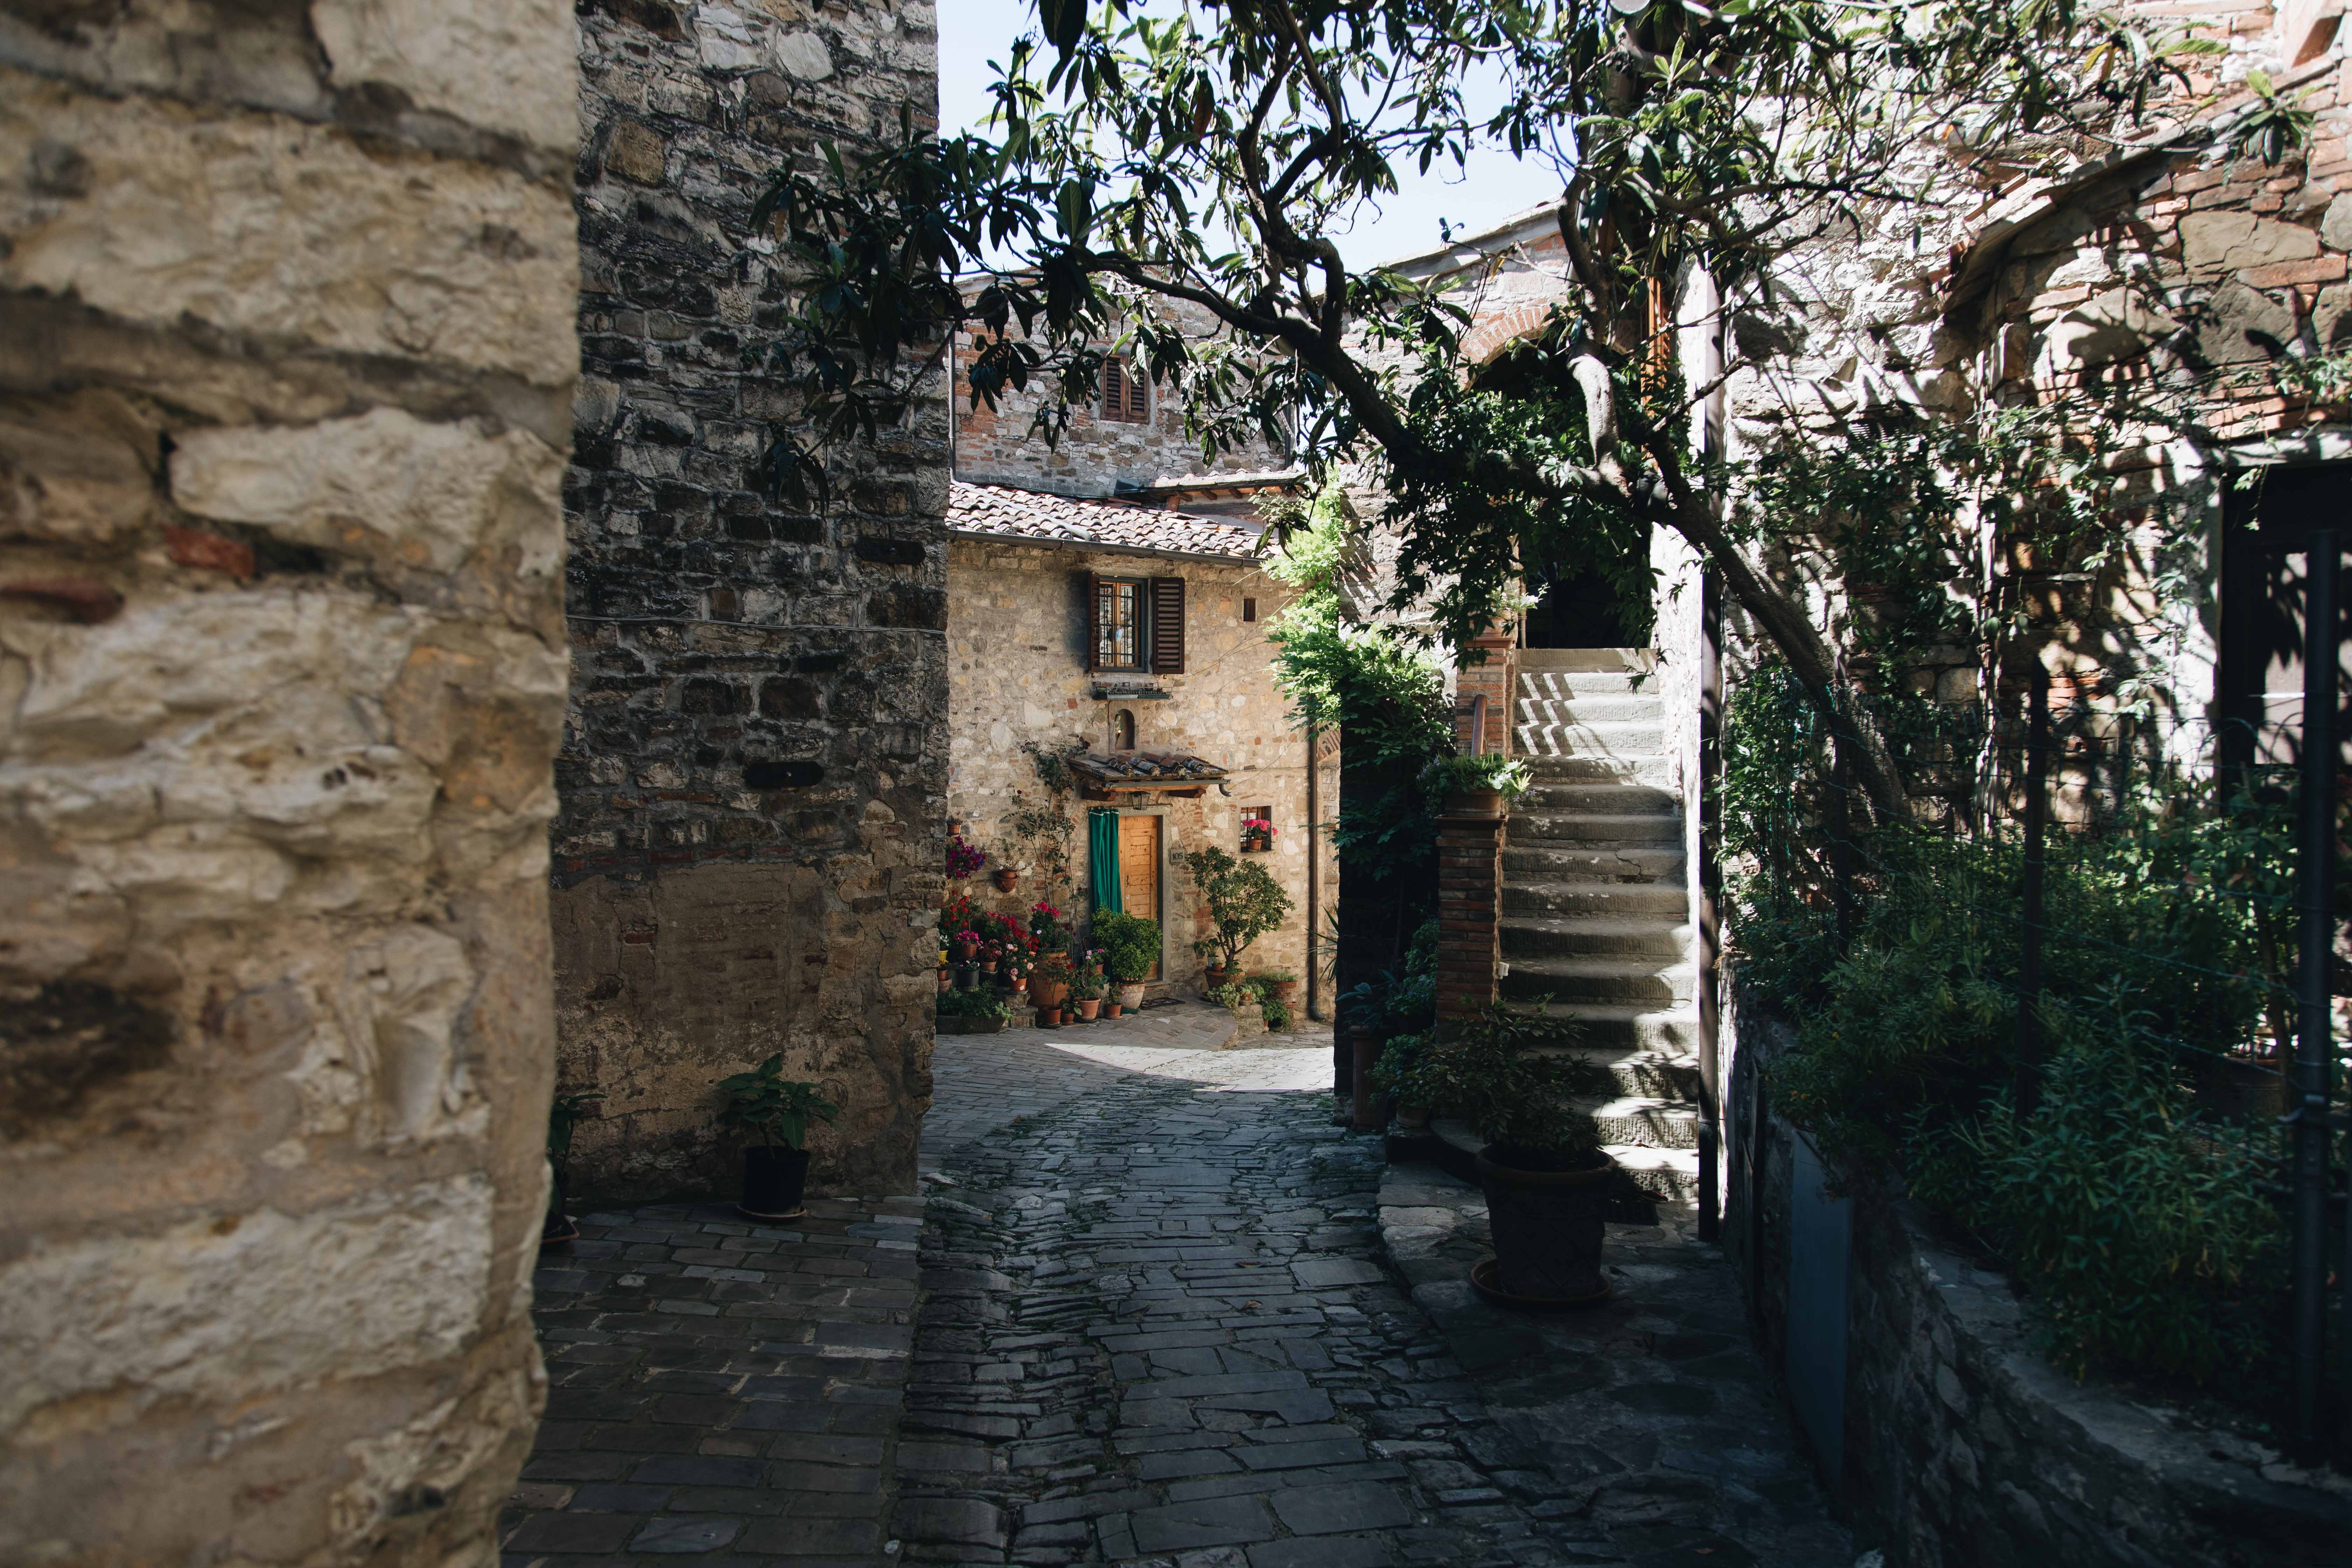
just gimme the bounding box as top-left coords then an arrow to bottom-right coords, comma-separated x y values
1126,365 -> 1148,422
1149,577 -> 1185,674
1084,571 -> 1104,671
1101,360 -> 1125,421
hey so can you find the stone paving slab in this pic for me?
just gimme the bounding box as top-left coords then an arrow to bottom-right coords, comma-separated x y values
1377,1163 -> 1856,1567
505,1196 -> 924,1566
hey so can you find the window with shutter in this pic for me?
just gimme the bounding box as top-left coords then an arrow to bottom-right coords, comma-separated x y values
1102,358 -> 1149,424
1149,577 -> 1185,674
1090,574 -> 1146,670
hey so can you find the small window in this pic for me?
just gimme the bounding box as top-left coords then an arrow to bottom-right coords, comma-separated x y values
1113,708 -> 1137,750
1242,597 -> 1258,623
1101,358 -> 1149,424
1094,577 -> 1146,669
1240,806 -> 1274,853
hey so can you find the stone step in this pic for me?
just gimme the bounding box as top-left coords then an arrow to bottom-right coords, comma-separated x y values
1502,916 -> 1694,961
1520,1004 -> 1703,1057
1507,812 -> 1683,847
1517,648 -> 1660,673
1514,720 -> 1666,757
1564,1041 -> 1705,1099
1577,1094 -> 1702,1150
1424,1116 -> 1700,1206
1517,781 -> 1681,814
1501,957 -> 1698,1008
1518,670 -> 1656,700
1518,752 -> 1679,786
1502,880 -> 1689,918
1515,695 -> 1664,727
1502,844 -> 1686,884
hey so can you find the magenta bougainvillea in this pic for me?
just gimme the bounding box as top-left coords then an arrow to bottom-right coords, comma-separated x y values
946,833 -> 987,880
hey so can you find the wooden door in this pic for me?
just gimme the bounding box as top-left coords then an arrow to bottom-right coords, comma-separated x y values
1118,814 -> 1161,980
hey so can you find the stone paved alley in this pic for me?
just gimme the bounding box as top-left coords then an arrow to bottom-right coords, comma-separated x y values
511,1011 -> 1848,1566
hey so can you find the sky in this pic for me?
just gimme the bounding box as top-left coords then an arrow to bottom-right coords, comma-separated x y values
932,0 -> 1553,270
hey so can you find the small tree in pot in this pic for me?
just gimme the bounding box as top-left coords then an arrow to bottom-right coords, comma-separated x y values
1183,846 -> 1293,984
716,1055 -> 840,1221
1392,1007 -> 1615,1303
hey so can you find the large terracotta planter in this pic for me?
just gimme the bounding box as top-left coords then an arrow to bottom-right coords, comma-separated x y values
1035,979 -> 1069,1010
1444,787 -> 1505,818
1117,982 -> 1146,1010
1076,998 -> 1101,1020
1476,1147 -> 1617,1302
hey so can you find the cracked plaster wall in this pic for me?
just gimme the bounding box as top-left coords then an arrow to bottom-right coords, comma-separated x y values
0,0 -> 577,1562
552,0 -> 947,1202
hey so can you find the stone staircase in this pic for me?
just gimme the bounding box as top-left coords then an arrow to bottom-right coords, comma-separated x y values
1497,647 -> 1703,1205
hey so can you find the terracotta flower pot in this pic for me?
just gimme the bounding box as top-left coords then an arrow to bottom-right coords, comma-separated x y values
993,868 -> 1019,892
937,968 -> 951,992
1444,787 -> 1505,818
1038,1007 -> 1062,1028
1476,1147 -> 1617,1302
955,940 -> 978,961
1036,979 -> 1069,1010
1104,1002 -> 1121,1019
1203,964 -> 1228,988
1076,998 -> 1101,1020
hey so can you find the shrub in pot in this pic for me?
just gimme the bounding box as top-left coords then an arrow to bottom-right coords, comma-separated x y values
1093,910 -> 1160,1010
1184,846 -> 1293,985
716,1055 -> 840,1221
542,1090 -> 604,1245
1392,1006 -> 1614,1301
1030,950 -> 1073,1012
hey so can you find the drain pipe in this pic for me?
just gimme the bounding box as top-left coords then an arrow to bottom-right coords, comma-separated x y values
1306,723 -> 1322,1022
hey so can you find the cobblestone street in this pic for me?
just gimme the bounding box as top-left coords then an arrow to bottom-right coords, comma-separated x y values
511,1019 -> 1847,1566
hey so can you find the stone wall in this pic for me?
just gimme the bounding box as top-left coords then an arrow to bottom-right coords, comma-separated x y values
1723,997 -> 2352,1567
945,538 -> 1329,997
554,0 -> 946,1204
0,2 -> 578,1561
951,303 -> 1288,498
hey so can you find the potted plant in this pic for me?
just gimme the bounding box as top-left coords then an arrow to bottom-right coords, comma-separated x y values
542,1090 -> 604,1245
1183,846 -> 1294,987
946,833 -> 987,884
993,865 -> 1020,893
1031,951 -> 1073,1024
1253,968 -> 1300,1008
952,926 -> 982,962
1069,950 -> 1107,1020
1391,1007 -> 1615,1304
715,1055 -> 841,1222
1028,900 -> 1074,954
938,987 -> 1013,1034
1420,752 -> 1532,818
1093,910 -> 1160,1011
1240,816 -> 1276,853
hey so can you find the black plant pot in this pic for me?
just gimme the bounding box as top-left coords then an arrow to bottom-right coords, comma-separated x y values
541,1169 -> 579,1245
740,1145 -> 812,1221
1475,1146 -> 1616,1304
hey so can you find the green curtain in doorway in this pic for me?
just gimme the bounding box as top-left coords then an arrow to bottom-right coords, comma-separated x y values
1089,808 -> 1123,914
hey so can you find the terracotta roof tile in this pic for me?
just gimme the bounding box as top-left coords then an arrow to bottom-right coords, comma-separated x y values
948,481 -> 1267,561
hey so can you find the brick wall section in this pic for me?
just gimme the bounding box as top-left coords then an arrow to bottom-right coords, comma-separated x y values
1433,810 -> 1506,1021
553,0 -> 947,1202
0,1 -> 578,1561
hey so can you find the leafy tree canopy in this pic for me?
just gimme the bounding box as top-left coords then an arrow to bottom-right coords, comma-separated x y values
756,0 -> 2250,815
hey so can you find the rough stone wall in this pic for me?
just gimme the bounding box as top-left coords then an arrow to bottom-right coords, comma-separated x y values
945,539 -> 1328,993
952,303 -> 1289,498
555,0 -> 946,1204
0,2 -> 578,1562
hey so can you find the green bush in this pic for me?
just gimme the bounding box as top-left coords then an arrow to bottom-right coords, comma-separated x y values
715,1055 -> 839,1150
937,987 -> 1012,1021
1388,1006 -> 1608,1167
1906,996 -> 2282,1385
1092,910 -> 1161,983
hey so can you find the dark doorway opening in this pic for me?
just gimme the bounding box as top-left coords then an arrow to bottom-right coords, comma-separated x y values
1522,555 -> 1654,649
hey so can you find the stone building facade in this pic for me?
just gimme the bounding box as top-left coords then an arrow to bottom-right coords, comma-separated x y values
552,0 -> 949,1203
945,484 -> 1332,1005
950,303 -> 1293,501
0,1 -> 578,1562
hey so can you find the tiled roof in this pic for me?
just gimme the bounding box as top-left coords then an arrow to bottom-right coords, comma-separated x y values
947,481 -> 1268,562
